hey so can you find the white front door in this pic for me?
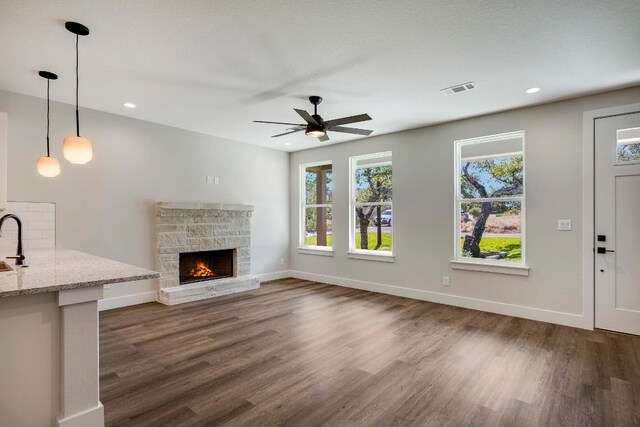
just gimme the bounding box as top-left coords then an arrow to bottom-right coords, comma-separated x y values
595,111 -> 640,335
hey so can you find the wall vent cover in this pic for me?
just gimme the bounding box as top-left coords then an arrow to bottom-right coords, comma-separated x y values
441,81 -> 476,96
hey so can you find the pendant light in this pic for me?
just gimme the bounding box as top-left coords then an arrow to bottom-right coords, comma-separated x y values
63,21 -> 93,164
36,71 -> 61,177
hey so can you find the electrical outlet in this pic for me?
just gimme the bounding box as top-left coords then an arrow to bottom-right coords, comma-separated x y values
280,258 -> 285,266
104,284 -> 111,290
558,219 -> 572,231
443,276 -> 450,286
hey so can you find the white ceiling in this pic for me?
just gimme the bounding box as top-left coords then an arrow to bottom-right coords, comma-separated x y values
1,0 -> 639,152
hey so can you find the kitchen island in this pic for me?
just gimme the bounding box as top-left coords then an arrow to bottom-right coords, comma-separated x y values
0,249 -> 158,427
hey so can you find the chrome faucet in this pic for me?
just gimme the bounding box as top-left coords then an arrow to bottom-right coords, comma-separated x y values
0,214 -> 26,265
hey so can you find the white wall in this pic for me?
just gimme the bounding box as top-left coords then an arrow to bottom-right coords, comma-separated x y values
0,90 -> 290,303
0,113 -> 6,210
289,86 -> 640,327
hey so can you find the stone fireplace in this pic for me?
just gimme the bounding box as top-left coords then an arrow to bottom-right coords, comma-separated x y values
156,202 -> 259,305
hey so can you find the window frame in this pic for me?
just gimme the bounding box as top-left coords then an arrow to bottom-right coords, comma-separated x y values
453,131 -> 527,268
348,151 -> 394,259
299,160 -> 333,253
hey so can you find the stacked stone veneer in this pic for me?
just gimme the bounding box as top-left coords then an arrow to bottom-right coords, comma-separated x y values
156,202 -> 259,305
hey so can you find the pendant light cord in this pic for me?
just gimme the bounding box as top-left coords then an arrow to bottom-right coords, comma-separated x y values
75,33 -> 80,137
46,78 -> 51,157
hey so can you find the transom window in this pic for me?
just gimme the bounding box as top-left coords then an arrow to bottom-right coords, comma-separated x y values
455,132 -> 525,264
616,126 -> 640,164
349,152 -> 393,254
300,161 -> 333,249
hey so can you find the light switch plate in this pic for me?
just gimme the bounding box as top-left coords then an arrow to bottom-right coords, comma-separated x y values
558,219 -> 572,231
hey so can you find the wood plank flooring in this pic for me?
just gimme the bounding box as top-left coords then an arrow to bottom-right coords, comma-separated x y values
100,278 -> 640,426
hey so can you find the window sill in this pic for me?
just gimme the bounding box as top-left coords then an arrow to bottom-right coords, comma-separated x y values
347,251 -> 395,263
297,247 -> 334,257
450,260 -> 529,276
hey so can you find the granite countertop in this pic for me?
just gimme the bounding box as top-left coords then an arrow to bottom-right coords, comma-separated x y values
0,249 -> 159,298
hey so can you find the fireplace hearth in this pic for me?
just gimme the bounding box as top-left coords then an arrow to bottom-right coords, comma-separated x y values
179,249 -> 234,285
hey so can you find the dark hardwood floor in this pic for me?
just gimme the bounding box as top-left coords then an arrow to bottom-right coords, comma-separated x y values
100,278 -> 640,426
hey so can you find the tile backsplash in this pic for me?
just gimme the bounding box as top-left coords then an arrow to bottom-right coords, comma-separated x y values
0,202 -> 55,251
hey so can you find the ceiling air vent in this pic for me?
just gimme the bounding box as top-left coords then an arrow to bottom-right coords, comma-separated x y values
441,81 -> 476,96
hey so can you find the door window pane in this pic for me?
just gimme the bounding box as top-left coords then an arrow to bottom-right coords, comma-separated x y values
617,127 -> 640,163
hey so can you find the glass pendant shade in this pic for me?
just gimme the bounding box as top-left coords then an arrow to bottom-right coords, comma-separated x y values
37,156 -> 61,177
63,135 -> 93,164
64,22 -> 93,165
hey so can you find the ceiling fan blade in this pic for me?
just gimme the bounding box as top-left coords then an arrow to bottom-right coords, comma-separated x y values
328,126 -> 373,136
294,109 -> 318,125
324,113 -> 372,127
271,128 -> 305,138
318,134 -> 330,142
254,120 -> 305,126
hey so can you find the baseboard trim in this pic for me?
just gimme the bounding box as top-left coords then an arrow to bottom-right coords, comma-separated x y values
57,402 -> 104,427
98,271 -> 291,310
287,270 -> 585,329
98,291 -> 157,311
257,270 -> 292,282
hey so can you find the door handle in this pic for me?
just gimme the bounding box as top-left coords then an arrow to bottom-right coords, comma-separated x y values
596,247 -> 615,254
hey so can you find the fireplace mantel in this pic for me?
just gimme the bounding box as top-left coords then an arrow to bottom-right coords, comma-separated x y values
157,202 -> 253,211
155,202 -> 259,305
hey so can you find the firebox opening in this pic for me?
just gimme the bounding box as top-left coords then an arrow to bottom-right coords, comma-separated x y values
179,249 -> 234,285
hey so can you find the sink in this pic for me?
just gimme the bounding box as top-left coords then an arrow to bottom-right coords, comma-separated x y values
0,261 -> 13,272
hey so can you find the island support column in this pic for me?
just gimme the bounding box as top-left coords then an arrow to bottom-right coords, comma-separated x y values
57,286 -> 105,427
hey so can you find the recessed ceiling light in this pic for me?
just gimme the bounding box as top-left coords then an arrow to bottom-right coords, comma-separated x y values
284,142 -> 291,146
122,102 -> 136,108
525,87 -> 540,94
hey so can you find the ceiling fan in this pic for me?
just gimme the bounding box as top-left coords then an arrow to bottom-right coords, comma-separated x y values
254,96 -> 373,142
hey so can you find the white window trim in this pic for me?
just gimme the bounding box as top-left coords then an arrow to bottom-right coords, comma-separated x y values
450,259 -> 529,276
299,160 -> 334,255
298,246 -> 334,256
452,131 -> 528,272
347,250 -> 395,263
348,151 -> 394,260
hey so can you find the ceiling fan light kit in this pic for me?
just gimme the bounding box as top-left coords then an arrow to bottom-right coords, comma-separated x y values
62,21 -> 93,165
36,71 -> 61,178
254,96 -> 373,143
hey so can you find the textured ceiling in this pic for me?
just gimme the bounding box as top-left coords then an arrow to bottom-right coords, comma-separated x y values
0,0 -> 639,151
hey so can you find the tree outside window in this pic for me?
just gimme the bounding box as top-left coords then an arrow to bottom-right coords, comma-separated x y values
350,152 -> 393,253
301,162 -> 332,248
456,132 -> 525,264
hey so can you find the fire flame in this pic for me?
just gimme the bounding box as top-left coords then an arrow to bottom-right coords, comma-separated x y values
189,260 -> 216,278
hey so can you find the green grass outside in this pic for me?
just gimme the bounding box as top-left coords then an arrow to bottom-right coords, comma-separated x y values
460,236 -> 521,260
305,234 -> 517,258
306,232 -> 392,251
305,234 -> 334,247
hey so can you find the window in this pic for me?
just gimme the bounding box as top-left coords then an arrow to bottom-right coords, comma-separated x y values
616,126 -> 640,164
454,132 -> 525,265
349,152 -> 393,257
300,161 -> 333,251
